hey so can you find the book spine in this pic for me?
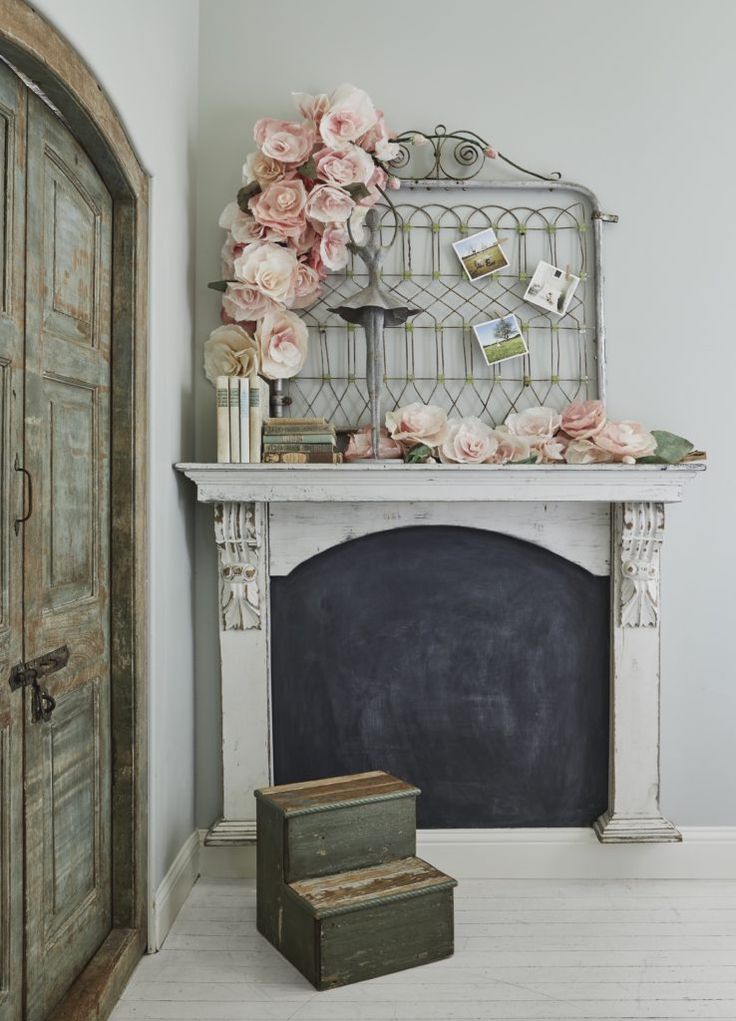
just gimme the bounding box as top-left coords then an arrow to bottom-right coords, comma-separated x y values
263,451 -> 343,464
216,376 -> 231,463
239,377 -> 250,463
248,375 -> 267,463
261,434 -> 335,445
263,442 -> 336,453
229,377 -> 240,463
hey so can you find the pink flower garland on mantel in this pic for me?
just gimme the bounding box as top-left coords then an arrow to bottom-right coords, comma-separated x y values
344,400 -> 695,465
206,84 -> 400,385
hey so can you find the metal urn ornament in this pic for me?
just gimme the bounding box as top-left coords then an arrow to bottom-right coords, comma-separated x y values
330,208 -> 421,458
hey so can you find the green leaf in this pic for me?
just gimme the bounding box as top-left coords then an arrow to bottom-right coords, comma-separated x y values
297,157 -> 318,181
405,443 -> 433,464
512,456 -> 538,464
237,181 -> 261,211
344,182 -> 371,202
637,429 -> 694,464
207,279 -> 235,293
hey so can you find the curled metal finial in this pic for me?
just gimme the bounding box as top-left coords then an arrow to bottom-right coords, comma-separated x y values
390,124 -> 561,183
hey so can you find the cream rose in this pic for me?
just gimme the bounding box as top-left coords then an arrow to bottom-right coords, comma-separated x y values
319,225 -> 349,271
292,91 -> 330,124
594,420 -> 657,463
505,406 -> 563,445
305,184 -> 355,225
233,242 -> 298,305
344,425 -> 403,461
253,118 -> 315,165
491,425 -> 531,463
531,436 -> 568,463
290,262 -> 322,310
203,325 -> 259,384
256,309 -> 309,380
222,282 -> 276,323
314,145 -> 375,187
439,417 -> 499,464
561,399 -> 606,439
242,151 -> 286,188
320,83 -> 378,151
564,438 -> 615,464
249,179 -> 308,240
385,403 -> 449,449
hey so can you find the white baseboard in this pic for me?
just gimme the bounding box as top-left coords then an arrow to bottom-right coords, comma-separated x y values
197,826 -> 736,881
149,830 -> 201,952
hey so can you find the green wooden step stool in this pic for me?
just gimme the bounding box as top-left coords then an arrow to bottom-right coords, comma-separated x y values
255,770 -> 457,989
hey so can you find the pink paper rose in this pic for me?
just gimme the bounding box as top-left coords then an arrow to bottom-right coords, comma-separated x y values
385,402 -> 449,449
320,225 -> 350,271
491,426 -> 531,463
253,118 -> 315,165
565,438 -> 615,464
320,83 -> 378,151
314,145 -> 375,187
242,151 -> 287,188
358,111 -> 399,160
234,241 -> 298,305
305,184 -> 355,225
292,91 -> 330,124
505,406 -> 563,445
561,399 -> 606,439
256,309 -> 309,380
531,436 -> 568,463
222,282 -> 276,323
439,418 -> 500,464
594,420 -> 657,463
290,262 -> 323,309
249,179 -> 308,240
344,425 -> 403,461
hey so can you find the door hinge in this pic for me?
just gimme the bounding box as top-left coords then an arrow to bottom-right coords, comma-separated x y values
8,644 -> 69,722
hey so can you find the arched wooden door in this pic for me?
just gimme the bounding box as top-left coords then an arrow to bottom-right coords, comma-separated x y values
0,59 -> 114,1021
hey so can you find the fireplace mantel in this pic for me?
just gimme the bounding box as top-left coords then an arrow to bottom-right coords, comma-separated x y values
176,461 -> 704,504
177,460 -> 705,848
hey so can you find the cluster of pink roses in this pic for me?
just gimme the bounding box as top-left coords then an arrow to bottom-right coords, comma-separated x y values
210,84 -> 399,382
345,400 -> 665,464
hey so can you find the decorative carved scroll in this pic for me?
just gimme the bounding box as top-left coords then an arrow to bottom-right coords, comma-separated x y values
619,501 -> 664,628
214,502 -> 262,631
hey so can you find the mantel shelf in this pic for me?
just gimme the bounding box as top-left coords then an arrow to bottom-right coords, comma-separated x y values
175,461 -> 705,504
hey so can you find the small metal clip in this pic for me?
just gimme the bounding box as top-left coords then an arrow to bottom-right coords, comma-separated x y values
592,210 -> 619,223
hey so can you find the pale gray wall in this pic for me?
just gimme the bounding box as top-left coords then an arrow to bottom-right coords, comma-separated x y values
34,0 -> 200,891
195,0 -> 736,828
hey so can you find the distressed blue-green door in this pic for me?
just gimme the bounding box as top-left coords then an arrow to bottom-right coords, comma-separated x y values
22,91 -> 113,1020
0,58 -> 27,1021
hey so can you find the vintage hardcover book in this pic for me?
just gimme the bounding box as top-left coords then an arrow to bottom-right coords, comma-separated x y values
263,442 -> 336,453
262,433 -> 336,445
248,375 -> 269,463
264,417 -> 332,430
216,375 -> 230,463
228,377 -> 240,462
238,376 -> 250,463
263,451 -> 343,464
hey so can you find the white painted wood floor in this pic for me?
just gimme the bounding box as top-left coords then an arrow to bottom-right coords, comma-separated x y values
111,876 -> 736,1020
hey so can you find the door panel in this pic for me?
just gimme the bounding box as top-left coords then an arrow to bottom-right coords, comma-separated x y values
23,92 -> 112,1021
0,62 -> 26,1021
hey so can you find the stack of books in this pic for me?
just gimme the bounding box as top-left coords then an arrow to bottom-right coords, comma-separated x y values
216,374 -> 270,463
262,418 -> 342,463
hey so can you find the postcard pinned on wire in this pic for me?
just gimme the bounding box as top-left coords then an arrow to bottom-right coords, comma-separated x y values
523,260 -> 580,317
473,313 -> 528,368
453,227 -> 509,282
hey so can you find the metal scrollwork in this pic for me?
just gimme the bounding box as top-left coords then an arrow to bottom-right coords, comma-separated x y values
390,124 -> 562,183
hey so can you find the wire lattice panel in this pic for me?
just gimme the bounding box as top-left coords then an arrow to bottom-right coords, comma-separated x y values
286,181 -> 604,430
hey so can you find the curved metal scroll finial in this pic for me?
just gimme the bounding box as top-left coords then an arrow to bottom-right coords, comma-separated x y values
389,124 -> 562,183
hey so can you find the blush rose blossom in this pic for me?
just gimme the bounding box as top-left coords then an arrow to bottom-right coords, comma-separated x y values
203,324 -> 259,384
292,91 -> 330,124
249,179 -> 308,240
305,184 -> 355,225
564,438 -> 615,464
256,309 -> 309,380
314,145 -> 375,187
319,83 -> 378,151
385,403 -> 449,449
344,426 -> 403,461
222,282 -> 276,323
506,406 -> 563,446
234,242 -> 298,305
561,399 -> 606,439
491,426 -> 531,463
439,418 -> 500,464
319,225 -> 350,271
242,151 -> 286,188
290,263 -> 323,309
594,420 -> 657,463
253,118 -> 315,164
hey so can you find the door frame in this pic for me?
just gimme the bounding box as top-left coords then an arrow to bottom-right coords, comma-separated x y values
0,1 -> 149,1016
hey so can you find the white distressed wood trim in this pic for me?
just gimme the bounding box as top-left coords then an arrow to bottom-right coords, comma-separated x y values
196,827 -> 736,880
176,461 -> 705,505
269,501 -> 611,577
148,830 -> 200,953
204,818 -> 257,845
214,502 -> 263,630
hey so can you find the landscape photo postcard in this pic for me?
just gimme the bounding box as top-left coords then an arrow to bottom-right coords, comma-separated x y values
453,227 -> 509,282
473,313 -> 528,367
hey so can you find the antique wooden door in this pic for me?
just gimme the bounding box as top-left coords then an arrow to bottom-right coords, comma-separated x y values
0,60 -> 114,1021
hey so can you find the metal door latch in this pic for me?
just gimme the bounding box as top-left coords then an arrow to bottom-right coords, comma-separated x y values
8,644 -> 69,722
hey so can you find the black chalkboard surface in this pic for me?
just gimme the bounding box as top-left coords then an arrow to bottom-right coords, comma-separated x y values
271,526 -> 609,828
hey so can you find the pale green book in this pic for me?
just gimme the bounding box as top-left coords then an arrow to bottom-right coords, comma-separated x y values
238,376 -> 250,463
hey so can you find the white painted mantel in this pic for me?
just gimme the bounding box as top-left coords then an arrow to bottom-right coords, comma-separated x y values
177,461 -> 705,846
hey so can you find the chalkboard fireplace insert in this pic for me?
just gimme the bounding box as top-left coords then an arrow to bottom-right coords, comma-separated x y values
175,460 -> 705,846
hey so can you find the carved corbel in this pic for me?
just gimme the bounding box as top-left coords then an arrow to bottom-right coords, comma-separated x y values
619,501 -> 664,628
214,502 -> 262,630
